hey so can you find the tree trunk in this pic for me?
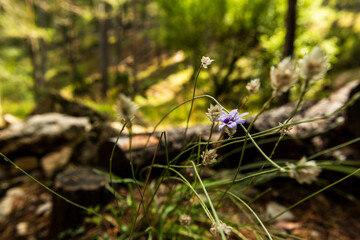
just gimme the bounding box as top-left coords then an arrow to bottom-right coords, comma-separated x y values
28,37 -> 45,95
278,0 -> 297,105
131,0 -> 139,99
282,0 -> 297,59
60,0 -> 83,93
26,0 -> 46,98
99,1 -> 110,98
38,1 -> 47,91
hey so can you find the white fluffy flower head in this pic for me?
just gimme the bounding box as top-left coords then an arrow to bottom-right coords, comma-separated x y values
246,78 -> 261,94
210,220 -> 232,239
179,214 -> 191,226
201,56 -> 214,69
116,94 -> 139,123
270,57 -> 298,96
299,46 -> 328,82
206,104 -> 222,123
201,149 -> 218,166
286,157 -> 321,184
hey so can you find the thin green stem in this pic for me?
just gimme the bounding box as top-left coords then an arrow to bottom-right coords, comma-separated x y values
109,121 -> 127,220
168,166 -> 214,222
266,167 -> 360,222
191,161 -> 227,240
240,124 -> 284,170
129,132 -> 164,240
128,127 -> 142,198
286,78 -> 311,123
269,135 -> 284,159
183,66 -> 202,146
226,191 -> 273,240
187,135 -> 203,215
218,96 -> 274,206
308,137 -> 360,160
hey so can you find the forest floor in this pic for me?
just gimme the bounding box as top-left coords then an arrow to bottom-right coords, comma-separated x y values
0,172 -> 359,240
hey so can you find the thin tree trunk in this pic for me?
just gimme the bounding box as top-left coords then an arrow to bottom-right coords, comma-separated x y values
26,0 -> 45,98
28,37 -> 44,94
278,0 -> 297,105
38,1 -> 47,90
0,96 -> 4,128
282,0 -> 297,59
60,0 -> 82,93
114,7 -> 123,88
99,1 -> 110,98
131,0 -> 138,99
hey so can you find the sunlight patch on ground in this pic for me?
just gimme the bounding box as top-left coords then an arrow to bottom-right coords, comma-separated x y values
138,68 -> 193,107
138,50 -> 185,80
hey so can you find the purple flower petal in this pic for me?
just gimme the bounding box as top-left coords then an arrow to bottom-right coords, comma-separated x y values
228,122 -> 237,129
235,119 -> 246,124
229,109 -> 238,118
238,112 -> 249,118
219,124 -> 225,131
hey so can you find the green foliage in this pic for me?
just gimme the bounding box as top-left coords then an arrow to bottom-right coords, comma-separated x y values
58,226 -> 85,240
0,0 -> 360,121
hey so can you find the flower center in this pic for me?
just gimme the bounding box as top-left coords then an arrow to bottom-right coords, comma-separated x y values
224,117 -> 235,124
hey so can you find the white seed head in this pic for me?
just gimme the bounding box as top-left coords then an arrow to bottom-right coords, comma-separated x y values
223,125 -> 237,138
210,221 -> 232,239
116,94 -> 139,122
299,46 -> 328,82
286,157 -> 322,184
179,214 -> 191,226
206,104 -> 223,123
246,78 -> 261,94
270,57 -> 298,96
201,149 -> 218,166
278,121 -> 293,136
201,56 -> 214,69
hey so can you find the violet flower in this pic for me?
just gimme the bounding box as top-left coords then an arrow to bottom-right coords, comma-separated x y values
219,109 -> 249,131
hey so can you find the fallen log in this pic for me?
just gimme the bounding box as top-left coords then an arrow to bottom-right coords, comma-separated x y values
97,126 -> 220,178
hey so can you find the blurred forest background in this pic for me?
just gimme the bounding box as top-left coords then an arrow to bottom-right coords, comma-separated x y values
0,0 -> 359,128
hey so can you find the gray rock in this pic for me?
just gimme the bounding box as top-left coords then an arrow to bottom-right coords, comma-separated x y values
35,201 -> 52,216
0,113 -> 91,156
0,187 -> 25,222
265,201 -> 294,222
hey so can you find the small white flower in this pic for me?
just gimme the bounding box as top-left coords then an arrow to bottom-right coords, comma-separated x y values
201,149 -> 218,166
210,220 -> 232,239
270,57 -> 298,96
246,78 -> 261,94
206,104 -> 223,123
299,46 -> 328,82
179,214 -> 191,226
286,157 -> 322,184
201,56 -> 214,69
116,94 -> 139,123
